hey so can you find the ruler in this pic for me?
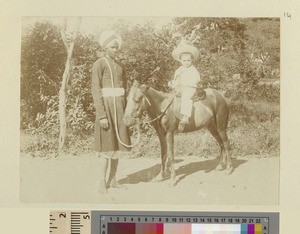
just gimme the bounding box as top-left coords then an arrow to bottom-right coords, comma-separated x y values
50,211 -> 91,234
49,211 -> 279,234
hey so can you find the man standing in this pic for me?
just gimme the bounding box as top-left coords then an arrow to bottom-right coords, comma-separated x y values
91,30 -> 131,193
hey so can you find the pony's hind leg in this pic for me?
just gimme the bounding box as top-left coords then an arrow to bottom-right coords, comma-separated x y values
219,130 -> 233,175
207,122 -> 226,171
214,96 -> 233,175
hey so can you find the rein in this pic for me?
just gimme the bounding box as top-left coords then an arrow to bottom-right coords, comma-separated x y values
103,57 -> 141,148
140,89 -> 174,125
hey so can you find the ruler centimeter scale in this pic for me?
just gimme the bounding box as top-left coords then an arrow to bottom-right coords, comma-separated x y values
49,211 -> 279,234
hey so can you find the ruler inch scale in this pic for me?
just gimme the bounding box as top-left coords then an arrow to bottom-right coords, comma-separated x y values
50,211 -> 279,234
50,211 -> 91,234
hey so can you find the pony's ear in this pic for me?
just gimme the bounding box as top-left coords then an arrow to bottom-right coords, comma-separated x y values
139,84 -> 149,92
132,79 -> 140,87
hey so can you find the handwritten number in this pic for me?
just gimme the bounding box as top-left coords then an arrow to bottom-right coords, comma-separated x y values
284,12 -> 292,19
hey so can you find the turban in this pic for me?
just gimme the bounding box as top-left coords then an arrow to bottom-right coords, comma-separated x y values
99,30 -> 122,49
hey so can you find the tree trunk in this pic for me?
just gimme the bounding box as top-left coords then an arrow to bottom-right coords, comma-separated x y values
58,17 -> 81,154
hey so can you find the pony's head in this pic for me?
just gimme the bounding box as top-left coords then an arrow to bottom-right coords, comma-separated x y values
123,80 -> 149,126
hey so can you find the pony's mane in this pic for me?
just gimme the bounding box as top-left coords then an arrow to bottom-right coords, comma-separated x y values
148,86 -> 172,98
132,79 -> 172,98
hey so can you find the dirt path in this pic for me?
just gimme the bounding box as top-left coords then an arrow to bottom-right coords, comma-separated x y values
20,154 -> 279,205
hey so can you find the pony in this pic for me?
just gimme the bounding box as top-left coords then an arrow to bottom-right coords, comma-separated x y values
123,80 -> 233,186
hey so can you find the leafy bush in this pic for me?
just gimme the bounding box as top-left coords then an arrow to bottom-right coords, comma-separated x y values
20,18 -> 280,158
21,21 -> 66,129
23,125 -> 59,157
225,82 -> 280,103
229,118 -> 279,157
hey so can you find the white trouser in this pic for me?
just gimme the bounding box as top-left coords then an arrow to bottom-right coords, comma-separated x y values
180,86 -> 196,117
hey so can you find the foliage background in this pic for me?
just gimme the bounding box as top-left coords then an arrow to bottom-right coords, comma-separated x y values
20,17 -> 280,158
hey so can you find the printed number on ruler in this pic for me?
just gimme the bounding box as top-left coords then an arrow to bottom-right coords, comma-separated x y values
49,211 -> 91,234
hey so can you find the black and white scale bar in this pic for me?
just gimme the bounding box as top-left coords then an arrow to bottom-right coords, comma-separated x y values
70,211 -> 89,234
49,216 -> 57,234
49,227 -> 58,229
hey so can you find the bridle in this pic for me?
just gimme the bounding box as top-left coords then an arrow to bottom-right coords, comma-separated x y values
137,88 -> 174,126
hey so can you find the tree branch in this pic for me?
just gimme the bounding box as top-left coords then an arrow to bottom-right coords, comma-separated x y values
60,17 -> 68,50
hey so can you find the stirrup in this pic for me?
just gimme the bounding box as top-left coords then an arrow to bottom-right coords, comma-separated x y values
178,122 -> 186,132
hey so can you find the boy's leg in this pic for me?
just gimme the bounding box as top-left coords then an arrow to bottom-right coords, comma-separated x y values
180,89 -> 193,120
179,89 -> 194,132
180,115 -> 189,123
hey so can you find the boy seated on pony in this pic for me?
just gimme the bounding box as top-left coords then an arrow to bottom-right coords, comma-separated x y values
168,42 -> 201,132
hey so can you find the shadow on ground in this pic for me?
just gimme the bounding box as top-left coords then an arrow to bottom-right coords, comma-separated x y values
119,158 -> 247,185
174,158 -> 247,186
118,159 -> 181,185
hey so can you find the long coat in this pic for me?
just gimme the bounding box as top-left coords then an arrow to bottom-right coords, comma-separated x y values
91,55 -> 131,152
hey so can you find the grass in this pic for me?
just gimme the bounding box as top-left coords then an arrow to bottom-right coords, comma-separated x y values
21,100 -> 280,159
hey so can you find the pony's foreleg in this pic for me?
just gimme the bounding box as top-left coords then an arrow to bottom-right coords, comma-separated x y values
151,135 -> 168,182
166,132 -> 176,186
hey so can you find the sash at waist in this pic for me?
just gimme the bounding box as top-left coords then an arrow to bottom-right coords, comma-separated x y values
102,88 -> 125,97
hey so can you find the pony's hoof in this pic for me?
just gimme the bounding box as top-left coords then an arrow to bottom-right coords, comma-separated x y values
169,180 -> 177,187
151,174 -> 164,183
225,167 -> 234,175
216,163 -> 226,171
109,182 -> 126,190
152,171 -> 170,182
168,176 -> 177,187
98,180 -> 108,194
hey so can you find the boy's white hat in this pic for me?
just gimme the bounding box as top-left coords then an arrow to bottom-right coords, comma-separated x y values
99,30 -> 122,49
172,42 -> 199,62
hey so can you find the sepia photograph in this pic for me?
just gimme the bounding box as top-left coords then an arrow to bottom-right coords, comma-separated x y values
19,16 -> 280,204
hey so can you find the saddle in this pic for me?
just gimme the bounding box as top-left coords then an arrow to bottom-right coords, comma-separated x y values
173,87 -> 206,120
192,86 -> 206,101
